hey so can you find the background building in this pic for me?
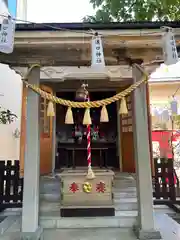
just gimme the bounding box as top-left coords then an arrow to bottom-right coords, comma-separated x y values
0,0 -> 23,161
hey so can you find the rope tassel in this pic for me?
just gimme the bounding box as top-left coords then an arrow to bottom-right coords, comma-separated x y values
100,105 -> 109,122
86,165 -> 95,179
65,107 -> 74,124
47,101 -> 55,117
83,108 -> 92,125
119,97 -> 128,115
23,72 -> 148,109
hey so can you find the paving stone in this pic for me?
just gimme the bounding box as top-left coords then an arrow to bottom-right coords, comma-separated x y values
43,228 -> 137,240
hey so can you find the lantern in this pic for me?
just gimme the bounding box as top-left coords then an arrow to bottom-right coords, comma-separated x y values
75,84 -> 88,101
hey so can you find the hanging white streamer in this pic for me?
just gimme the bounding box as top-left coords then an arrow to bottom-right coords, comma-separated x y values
162,27 -> 178,65
170,97 -> 178,115
91,33 -> 105,69
161,109 -> 170,122
0,15 -> 16,54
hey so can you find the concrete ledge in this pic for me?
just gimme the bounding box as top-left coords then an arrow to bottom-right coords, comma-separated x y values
20,227 -> 43,240
133,225 -> 162,239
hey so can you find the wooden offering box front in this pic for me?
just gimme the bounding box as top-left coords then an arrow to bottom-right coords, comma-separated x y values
59,169 -> 115,217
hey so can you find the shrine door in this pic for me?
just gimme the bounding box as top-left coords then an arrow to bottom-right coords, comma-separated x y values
120,94 -> 135,173
20,85 -> 54,175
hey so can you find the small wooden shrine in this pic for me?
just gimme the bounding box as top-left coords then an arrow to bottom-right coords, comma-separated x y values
1,19 -> 180,239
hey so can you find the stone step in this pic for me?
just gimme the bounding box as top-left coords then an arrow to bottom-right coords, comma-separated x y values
114,198 -> 137,203
39,199 -> 138,213
113,191 -> 137,198
115,203 -> 137,211
40,201 -> 61,212
40,177 -> 61,194
113,183 -> 136,188
113,187 -> 136,193
113,185 -> 136,189
40,200 -> 175,219
114,175 -> 135,179
40,211 -> 137,229
114,173 -> 135,178
115,199 -> 137,211
42,228 -> 137,240
40,193 -> 60,202
113,178 -> 135,182
114,176 -> 135,180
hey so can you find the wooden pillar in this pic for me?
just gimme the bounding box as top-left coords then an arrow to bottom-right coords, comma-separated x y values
19,84 -> 27,176
21,66 -> 42,239
146,83 -> 155,176
132,65 -> 161,239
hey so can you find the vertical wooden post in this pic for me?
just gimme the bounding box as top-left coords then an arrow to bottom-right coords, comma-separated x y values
19,84 -> 27,176
132,65 -> 161,239
146,83 -> 155,176
22,66 -> 41,236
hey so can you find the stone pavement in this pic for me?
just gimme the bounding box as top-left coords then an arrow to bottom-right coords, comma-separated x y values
1,213 -> 180,240
43,228 -> 138,240
42,216 -> 180,240
42,213 -> 180,240
155,213 -> 180,240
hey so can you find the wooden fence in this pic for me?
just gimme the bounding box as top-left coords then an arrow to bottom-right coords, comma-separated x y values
0,158 -> 180,212
153,158 -> 179,201
0,160 -> 23,211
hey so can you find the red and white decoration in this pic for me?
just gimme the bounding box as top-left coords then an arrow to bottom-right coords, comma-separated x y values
85,93 -> 94,179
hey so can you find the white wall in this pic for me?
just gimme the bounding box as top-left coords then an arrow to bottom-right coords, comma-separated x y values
16,0 -> 27,20
0,64 -> 22,161
0,0 -> 8,15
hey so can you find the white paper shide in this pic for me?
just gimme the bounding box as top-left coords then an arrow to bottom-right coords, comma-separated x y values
162,27 -> 178,65
0,16 -> 15,54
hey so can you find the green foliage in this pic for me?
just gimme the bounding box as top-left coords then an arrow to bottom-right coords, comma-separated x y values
174,115 -> 180,128
84,0 -> 180,22
0,107 -> 17,124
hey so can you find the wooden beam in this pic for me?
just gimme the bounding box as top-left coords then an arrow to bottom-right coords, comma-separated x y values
0,46 -> 162,67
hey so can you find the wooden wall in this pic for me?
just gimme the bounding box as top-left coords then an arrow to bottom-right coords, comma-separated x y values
20,85 -> 54,176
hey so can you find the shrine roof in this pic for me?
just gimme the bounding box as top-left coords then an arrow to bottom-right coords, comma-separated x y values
15,21 -> 180,32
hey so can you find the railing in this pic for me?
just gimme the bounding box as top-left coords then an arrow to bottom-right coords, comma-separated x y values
0,160 -> 23,211
153,158 -> 176,201
0,158 -> 180,212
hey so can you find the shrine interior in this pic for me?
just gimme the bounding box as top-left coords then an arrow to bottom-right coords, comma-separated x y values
55,91 -> 119,170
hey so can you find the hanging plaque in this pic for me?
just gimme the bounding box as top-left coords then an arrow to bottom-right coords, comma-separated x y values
0,16 -> 15,54
162,27 -> 178,65
91,34 -> 105,69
